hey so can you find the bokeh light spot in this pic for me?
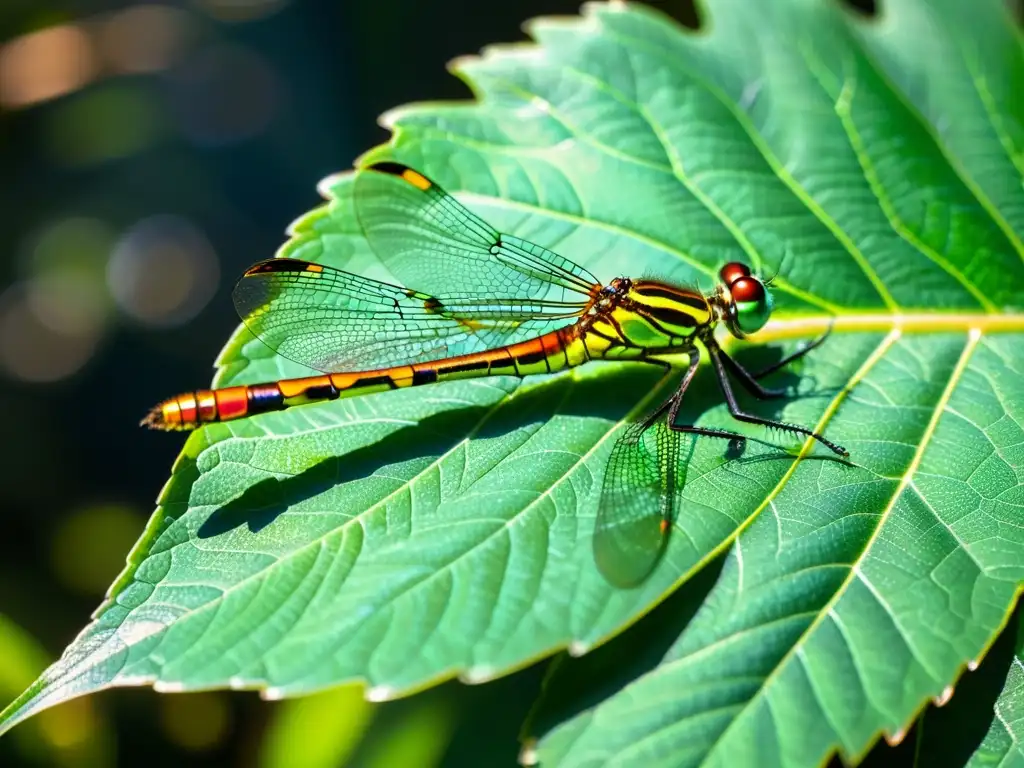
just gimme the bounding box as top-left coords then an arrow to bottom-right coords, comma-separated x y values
25,217 -> 116,276
0,25 -> 97,108
27,271 -> 109,338
0,615 -> 114,765
159,692 -> 231,751
0,283 -> 102,383
261,685 -> 376,768
168,44 -> 282,146
45,85 -> 166,167
108,215 -> 220,327
99,4 -> 193,74
49,503 -> 144,597
21,217 -> 116,335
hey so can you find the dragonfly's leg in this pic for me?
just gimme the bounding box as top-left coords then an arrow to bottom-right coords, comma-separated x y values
749,323 -> 834,380
661,348 -> 750,443
633,358 -> 677,430
666,422 -> 750,441
718,347 -> 790,399
751,329 -> 830,379
707,341 -> 848,456
722,324 -> 835,399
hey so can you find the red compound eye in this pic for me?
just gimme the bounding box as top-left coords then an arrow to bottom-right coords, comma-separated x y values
729,276 -> 764,303
719,262 -> 750,286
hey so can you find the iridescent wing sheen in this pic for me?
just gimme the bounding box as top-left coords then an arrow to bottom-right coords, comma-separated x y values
593,421 -> 687,588
231,162 -> 602,374
232,258 -> 590,373
353,161 -> 600,304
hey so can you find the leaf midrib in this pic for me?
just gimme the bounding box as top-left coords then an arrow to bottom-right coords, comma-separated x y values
461,188 -> 1024,327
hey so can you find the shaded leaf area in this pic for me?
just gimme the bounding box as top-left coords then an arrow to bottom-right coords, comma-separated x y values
521,549 -> 730,754
3,2 -> 1023,767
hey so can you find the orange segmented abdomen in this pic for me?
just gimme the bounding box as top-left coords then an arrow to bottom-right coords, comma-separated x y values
142,369 -> 409,431
141,385 -> 271,430
143,329 -> 583,431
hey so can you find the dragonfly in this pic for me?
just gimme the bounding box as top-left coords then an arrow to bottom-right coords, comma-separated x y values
144,161 -> 847,587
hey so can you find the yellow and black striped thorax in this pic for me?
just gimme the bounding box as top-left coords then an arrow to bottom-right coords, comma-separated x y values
627,280 -> 712,334
584,278 -> 712,356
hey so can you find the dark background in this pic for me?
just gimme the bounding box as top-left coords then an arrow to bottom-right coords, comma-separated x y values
5,0 -> 986,766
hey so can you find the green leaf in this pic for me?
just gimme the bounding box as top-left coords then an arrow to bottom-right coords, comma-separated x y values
3,4 -> 1023,768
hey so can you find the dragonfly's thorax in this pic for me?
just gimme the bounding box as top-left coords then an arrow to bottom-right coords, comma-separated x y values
708,284 -> 733,332
584,278 -> 713,356
593,277 -> 633,312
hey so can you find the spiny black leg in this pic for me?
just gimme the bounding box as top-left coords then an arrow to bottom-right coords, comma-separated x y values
666,421 -> 751,442
708,342 -> 848,457
635,358 -> 679,430
661,348 -> 751,443
721,327 -> 834,400
718,347 -> 791,399
750,324 -> 833,380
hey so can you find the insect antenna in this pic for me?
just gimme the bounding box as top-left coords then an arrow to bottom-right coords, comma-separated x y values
762,243 -> 793,287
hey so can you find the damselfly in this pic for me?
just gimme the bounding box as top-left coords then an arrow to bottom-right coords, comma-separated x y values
144,162 -> 847,586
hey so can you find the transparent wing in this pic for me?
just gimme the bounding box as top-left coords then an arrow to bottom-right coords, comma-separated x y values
232,258 -> 588,373
353,161 -> 600,304
593,421 -> 684,588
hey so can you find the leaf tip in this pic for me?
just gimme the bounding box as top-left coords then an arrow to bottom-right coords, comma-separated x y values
462,665 -> 497,684
883,726 -> 907,747
518,738 -> 540,766
366,684 -> 396,702
152,680 -> 187,693
932,684 -> 954,707
568,640 -> 590,657
315,172 -> 350,200
377,107 -> 405,132
445,52 -> 481,79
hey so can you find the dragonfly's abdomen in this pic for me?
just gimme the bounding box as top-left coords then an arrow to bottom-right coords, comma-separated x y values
143,328 -> 586,430
142,376 -> 355,430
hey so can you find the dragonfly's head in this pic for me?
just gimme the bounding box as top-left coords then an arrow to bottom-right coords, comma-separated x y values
714,262 -> 774,339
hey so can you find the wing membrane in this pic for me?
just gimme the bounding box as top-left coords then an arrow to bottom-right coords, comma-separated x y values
233,258 -> 586,373
593,421 -> 684,588
232,162 -> 602,374
353,161 -> 600,303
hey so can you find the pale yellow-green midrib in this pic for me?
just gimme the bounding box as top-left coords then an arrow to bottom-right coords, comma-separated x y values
756,311 -> 1024,341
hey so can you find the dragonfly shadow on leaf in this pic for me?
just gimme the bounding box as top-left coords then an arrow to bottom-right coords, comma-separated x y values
196,367 -> 665,540
592,345 -> 854,589
731,342 -> 839,403
525,548 -> 730,742
196,349 -> 844,543
197,401 -> 507,538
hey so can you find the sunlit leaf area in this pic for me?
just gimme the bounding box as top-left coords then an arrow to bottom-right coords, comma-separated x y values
2,1 -> 1023,767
